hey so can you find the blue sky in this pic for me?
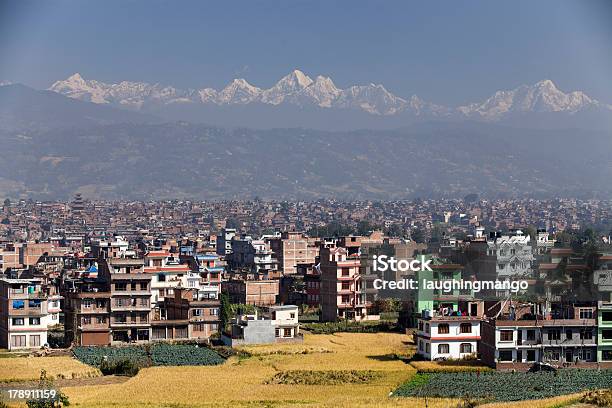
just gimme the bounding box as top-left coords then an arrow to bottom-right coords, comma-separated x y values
1,0 -> 611,105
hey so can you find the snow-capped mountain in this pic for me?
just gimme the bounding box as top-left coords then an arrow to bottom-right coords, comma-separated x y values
49,70 -> 428,116
457,79 -> 606,121
49,71 -> 611,121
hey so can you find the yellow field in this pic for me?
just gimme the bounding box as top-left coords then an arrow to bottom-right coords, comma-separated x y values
1,334 -> 596,407
409,360 -> 493,373
0,356 -> 101,382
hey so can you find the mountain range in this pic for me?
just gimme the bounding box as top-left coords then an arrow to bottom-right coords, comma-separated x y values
46,70 -> 612,127
1,80 -> 612,200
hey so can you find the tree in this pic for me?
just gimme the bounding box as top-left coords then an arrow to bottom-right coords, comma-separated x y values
219,292 -> 232,332
411,227 -> 425,243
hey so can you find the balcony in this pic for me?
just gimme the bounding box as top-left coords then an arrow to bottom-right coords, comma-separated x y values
10,292 -> 48,300
111,303 -> 150,311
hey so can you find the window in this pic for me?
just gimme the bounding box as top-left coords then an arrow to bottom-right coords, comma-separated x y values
419,340 -> 423,351
602,350 -> 612,361
418,321 -> 424,331
193,309 -> 203,316
131,283 -> 137,290
29,317 -> 40,325
11,300 -> 24,309
566,330 -> 573,340
438,324 -> 449,334
211,308 -> 219,316
460,323 -> 472,333
548,330 -> 561,340
341,295 -> 350,304
526,329 -> 536,341
579,349 -> 592,361
115,283 -> 127,291
96,316 -> 106,324
275,328 -> 280,338
12,318 -> 24,326
341,268 -> 350,276
498,350 -> 513,362
500,330 -> 513,342
29,335 -> 40,347
283,328 -> 292,337
83,299 -> 92,308
11,335 -> 26,348
579,309 -> 593,319
460,343 -> 472,353
158,274 -> 166,282
140,282 -> 148,290
438,344 -> 449,354
602,329 -> 612,340
526,350 -> 536,362
580,329 -> 593,340
290,313 -> 295,319
603,311 -> 612,322
82,316 -> 91,325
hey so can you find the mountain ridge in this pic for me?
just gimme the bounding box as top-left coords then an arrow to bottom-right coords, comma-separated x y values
48,70 -> 611,122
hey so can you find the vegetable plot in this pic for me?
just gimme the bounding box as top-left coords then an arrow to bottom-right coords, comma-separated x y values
151,344 -> 225,366
393,370 -> 612,401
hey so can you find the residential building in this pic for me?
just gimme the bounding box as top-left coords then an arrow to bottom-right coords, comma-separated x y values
221,305 -> 300,346
415,315 -> 481,360
0,278 -> 50,350
320,246 -> 378,322
222,279 -> 279,306
598,301 -> 612,363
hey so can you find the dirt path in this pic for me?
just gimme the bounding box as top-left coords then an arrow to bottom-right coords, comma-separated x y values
0,375 -> 129,391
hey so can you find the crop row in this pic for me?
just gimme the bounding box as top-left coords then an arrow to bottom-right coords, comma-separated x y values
73,344 -> 225,368
151,344 -> 225,366
393,369 -> 612,401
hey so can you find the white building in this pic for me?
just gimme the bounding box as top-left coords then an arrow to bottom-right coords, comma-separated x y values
415,315 -> 481,360
0,278 -> 52,350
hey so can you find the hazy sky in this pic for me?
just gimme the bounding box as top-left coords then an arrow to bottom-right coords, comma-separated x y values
1,0 -> 612,105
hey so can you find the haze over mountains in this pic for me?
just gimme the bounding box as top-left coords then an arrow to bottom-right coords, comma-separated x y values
0,77 -> 612,200
46,70 -> 612,130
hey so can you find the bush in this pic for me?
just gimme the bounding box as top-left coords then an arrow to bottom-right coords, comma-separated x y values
581,389 -> 612,407
266,370 -> 382,385
99,358 -> 141,376
302,320 -> 400,334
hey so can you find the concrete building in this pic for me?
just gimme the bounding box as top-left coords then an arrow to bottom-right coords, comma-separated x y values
222,279 -> 279,306
481,306 -> 599,370
0,278 -> 51,350
152,288 -> 220,341
100,258 -> 152,344
415,315 -> 481,360
598,301 -> 612,362
320,246 -> 378,322
216,228 -> 236,256
221,305 -> 300,346
271,232 -> 319,275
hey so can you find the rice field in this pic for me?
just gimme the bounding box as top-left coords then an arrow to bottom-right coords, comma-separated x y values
1,334 -> 602,407
0,356 -> 101,382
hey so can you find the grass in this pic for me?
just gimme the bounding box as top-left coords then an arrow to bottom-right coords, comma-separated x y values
0,356 -> 101,382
